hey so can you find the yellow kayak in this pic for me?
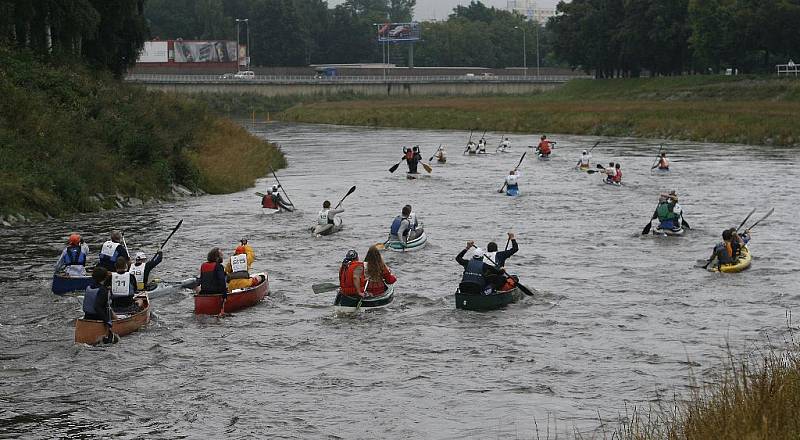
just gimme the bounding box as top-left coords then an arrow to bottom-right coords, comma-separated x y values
710,246 -> 752,273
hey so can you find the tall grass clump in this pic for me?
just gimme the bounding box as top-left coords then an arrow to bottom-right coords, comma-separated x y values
0,46 -> 284,218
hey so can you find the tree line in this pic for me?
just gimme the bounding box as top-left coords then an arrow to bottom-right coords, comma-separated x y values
549,0 -> 800,77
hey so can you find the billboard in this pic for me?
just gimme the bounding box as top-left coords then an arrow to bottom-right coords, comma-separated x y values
138,41 -> 168,63
173,41 -> 238,63
377,22 -> 421,42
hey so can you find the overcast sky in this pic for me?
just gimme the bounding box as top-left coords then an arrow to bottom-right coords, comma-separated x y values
328,1 -> 561,21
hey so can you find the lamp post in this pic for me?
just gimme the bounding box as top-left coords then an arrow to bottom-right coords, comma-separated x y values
236,18 -> 249,68
514,25 -> 527,77
535,21 -> 540,77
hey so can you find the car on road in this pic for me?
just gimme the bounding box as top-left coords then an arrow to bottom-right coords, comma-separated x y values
219,73 -> 235,79
234,70 -> 255,79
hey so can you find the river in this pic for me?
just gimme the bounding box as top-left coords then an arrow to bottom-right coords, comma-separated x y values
0,122 -> 797,438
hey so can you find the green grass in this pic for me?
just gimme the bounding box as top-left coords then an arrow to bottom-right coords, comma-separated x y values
279,76 -> 800,147
0,47 -> 284,218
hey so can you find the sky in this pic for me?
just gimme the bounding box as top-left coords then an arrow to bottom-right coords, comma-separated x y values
328,1 -> 561,21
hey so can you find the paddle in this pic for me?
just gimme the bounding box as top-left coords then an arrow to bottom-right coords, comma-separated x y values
472,245 -> 534,297
268,165 -> 295,207
496,134 -> 505,152
312,282 -> 340,294
641,209 -> 658,235
389,157 -> 404,173
682,218 -> 692,230
421,162 -> 433,173
463,129 -> 474,154
702,209 -> 756,269
497,152 -> 527,193
255,191 -> 266,198
428,144 -> 442,162
589,141 -> 601,153
158,219 -> 183,251
746,208 -> 774,230
335,185 -> 357,209
650,145 -> 663,170
120,231 -> 131,263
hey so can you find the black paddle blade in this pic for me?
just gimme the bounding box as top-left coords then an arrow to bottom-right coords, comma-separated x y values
345,185 -> 357,196
736,208 -> 757,231
389,161 -> 401,173
748,208 -> 775,229
682,219 -> 691,230
641,221 -> 653,235
517,282 -> 534,296
596,164 -> 605,169
586,170 -> 599,174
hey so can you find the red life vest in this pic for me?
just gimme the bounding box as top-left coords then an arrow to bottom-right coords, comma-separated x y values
339,261 -> 366,296
613,169 -> 622,183
262,195 -> 277,209
405,150 -> 414,160
538,141 -> 551,154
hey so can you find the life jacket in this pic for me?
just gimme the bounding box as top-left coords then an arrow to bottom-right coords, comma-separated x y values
579,155 -> 591,166
63,245 -> 86,266
262,194 -> 277,209
83,284 -> 103,316
659,158 -> 670,169
129,262 -> 146,290
656,202 -> 677,221
99,241 -> 121,267
714,242 -> 734,264
110,272 -> 133,298
199,262 -> 226,294
405,150 -> 414,160
339,261 -> 366,296
538,141 -> 551,154
229,253 -> 250,279
390,215 -> 408,237
467,142 -> 477,152
506,174 -> 518,187
461,257 -> 487,290
318,209 -> 333,225
613,169 -> 622,183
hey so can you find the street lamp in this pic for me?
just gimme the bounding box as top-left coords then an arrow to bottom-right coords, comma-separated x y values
236,18 -> 249,68
514,26 -> 527,77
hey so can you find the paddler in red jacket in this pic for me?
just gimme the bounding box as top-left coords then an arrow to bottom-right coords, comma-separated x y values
339,249 -> 366,297
364,245 -> 397,296
537,135 -> 552,157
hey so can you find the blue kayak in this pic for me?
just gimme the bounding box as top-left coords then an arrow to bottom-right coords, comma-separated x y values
51,273 -> 92,295
506,186 -> 520,197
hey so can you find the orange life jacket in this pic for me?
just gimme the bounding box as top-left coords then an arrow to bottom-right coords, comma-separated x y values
339,261 -> 366,296
262,195 -> 277,209
538,141 -> 551,154
613,169 -> 622,183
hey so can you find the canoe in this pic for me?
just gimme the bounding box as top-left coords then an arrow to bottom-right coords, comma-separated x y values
603,179 -> 623,187
406,172 -> 420,180
52,273 -> 92,295
653,225 -> 685,236
385,231 -> 428,252
334,283 -> 395,316
313,216 -> 344,237
437,157 -> 447,163
194,272 -> 269,315
455,286 -> 522,311
75,293 -> 150,344
537,154 -> 552,161
506,186 -> 520,197
710,246 -> 752,273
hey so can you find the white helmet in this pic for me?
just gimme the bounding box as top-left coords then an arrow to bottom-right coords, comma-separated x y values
472,247 -> 484,259
583,150 -> 588,154
272,185 -> 278,192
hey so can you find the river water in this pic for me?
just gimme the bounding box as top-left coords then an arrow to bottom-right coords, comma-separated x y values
1,122 -> 798,439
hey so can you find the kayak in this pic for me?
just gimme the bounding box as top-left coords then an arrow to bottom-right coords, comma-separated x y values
603,180 -> 623,187
437,157 -> 447,163
506,186 -> 520,197
333,283 -> 395,316
710,246 -> 752,273
537,154 -> 551,161
576,166 -> 591,172
262,202 -> 294,214
653,225 -> 685,236
651,168 -> 671,175
385,231 -> 427,252
313,216 -> 344,237
52,273 -> 92,295
194,273 -> 269,315
455,286 -> 522,311
75,293 -> 150,344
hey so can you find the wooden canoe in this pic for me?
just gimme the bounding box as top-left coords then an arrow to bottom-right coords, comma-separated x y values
74,293 -> 151,344
194,273 -> 269,315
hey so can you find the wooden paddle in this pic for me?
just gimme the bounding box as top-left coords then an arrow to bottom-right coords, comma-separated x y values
421,162 -> 433,173
473,245 -> 534,296
268,164 -> 295,207
312,282 -> 340,294
335,186 -> 356,209
497,151 -> 527,193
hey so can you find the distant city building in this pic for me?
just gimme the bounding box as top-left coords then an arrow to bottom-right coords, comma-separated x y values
506,0 -> 557,24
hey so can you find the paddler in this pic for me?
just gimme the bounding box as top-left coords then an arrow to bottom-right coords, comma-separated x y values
729,228 -> 751,258
83,266 -> 118,343
435,146 -> 447,163
455,242 -> 500,295
612,163 -> 623,184
263,185 -> 291,211
389,206 -> 421,245
403,146 -> 418,174
653,152 -> 670,171
576,150 -> 592,170
239,238 -> 256,263
198,247 -> 227,296
602,162 -> 616,183
498,137 -> 511,152
225,244 -> 263,292
404,204 -> 423,236
505,170 -> 521,193
484,233 -> 518,269
653,191 -> 682,231
129,250 -> 163,291
318,200 -> 344,227
477,137 -> 487,154
364,245 -> 397,296
338,249 -> 366,298
54,233 -> 89,277
537,135 -> 552,157
708,229 -> 735,269
98,230 -> 129,271
465,140 -> 478,154
110,257 -> 140,312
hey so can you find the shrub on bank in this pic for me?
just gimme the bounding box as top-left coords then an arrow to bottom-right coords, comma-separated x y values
0,47 -> 284,218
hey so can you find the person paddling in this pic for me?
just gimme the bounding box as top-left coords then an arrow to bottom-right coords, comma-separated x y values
465,139 -> 478,155
55,233 -> 89,277
110,257 -> 139,313
484,233 -> 519,269
318,200 -> 344,227
83,267 -> 117,343
477,137 -> 487,154
653,152 -> 670,171
504,169 -> 521,194
98,230 -> 129,272
389,206 -> 423,245
576,150 -> 592,170
364,245 -> 397,296
455,242 -> 500,295
613,163 -> 623,184
129,250 -> 163,291
403,146 -> 419,174
263,185 -> 291,211
225,245 -> 263,292
338,249 -> 366,298
652,191 -> 683,231
537,135 -> 552,158
707,229 -> 735,270
498,137 -> 512,152
435,146 -> 447,163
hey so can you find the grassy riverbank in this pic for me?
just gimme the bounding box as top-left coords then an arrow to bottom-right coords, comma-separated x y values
281,76 -> 800,147
617,347 -> 800,439
0,48 -> 284,219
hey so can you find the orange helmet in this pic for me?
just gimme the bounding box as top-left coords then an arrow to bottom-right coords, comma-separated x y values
68,234 -> 81,246
235,245 -> 246,255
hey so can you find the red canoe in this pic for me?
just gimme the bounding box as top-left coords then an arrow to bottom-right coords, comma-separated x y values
193,273 -> 269,315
